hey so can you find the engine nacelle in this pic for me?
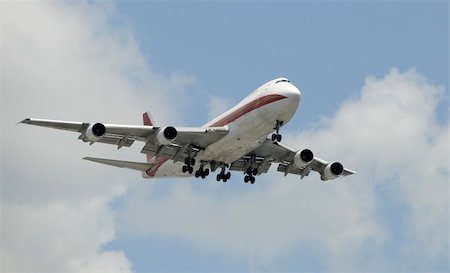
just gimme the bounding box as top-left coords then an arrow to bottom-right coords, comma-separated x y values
293,149 -> 314,168
321,162 -> 344,181
85,122 -> 106,142
155,126 -> 177,145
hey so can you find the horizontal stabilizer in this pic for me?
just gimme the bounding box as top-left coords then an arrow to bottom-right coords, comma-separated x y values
83,157 -> 151,171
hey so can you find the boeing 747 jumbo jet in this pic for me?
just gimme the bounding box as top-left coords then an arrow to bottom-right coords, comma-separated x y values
20,78 -> 355,184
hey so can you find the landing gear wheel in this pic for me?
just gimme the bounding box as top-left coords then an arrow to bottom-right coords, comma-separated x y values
182,165 -> 188,173
191,158 -> 196,166
216,174 -> 221,182
273,120 -> 283,143
188,166 -> 193,174
244,176 -> 249,183
252,168 -> 258,176
271,134 -> 277,141
195,171 -> 200,178
205,169 -> 210,176
250,177 -> 255,184
226,172 -> 231,179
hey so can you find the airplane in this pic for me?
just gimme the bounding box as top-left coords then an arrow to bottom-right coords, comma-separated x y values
20,78 -> 355,184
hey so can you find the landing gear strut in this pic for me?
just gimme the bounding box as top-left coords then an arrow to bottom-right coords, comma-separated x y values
271,120 -> 283,142
195,164 -> 210,179
244,168 -> 257,184
182,157 -> 195,174
216,165 -> 231,182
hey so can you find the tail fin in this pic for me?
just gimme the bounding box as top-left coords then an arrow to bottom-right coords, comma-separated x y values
143,111 -> 157,126
143,111 -> 157,162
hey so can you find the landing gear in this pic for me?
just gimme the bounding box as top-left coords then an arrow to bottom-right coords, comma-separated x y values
185,157 -> 196,166
244,167 -> 257,184
182,157 -> 195,174
194,164 -> 210,179
271,120 -> 283,142
216,166 -> 231,182
182,164 -> 193,174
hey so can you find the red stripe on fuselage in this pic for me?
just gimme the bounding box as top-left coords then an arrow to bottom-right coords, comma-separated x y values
146,94 -> 287,176
208,94 -> 287,127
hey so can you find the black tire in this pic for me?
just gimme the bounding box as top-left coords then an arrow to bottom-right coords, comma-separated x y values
277,134 -> 282,142
250,177 -> 255,184
244,176 -> 249,183
223,177 -> 227,183
226,172 -> 231,179
182,165 -> 187,173
271,134 -> 277,141
191,158 -> 196,166
252,168 -> 258,176
216,174 -> 221,181
188,166 -> 193,174
184,158 -> 190,165
205,169 -> 209,176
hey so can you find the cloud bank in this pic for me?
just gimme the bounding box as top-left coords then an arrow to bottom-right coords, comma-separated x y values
1,2 -> 192,272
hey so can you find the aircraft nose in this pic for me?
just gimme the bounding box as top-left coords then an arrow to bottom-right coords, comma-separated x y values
282,83 -> 301,102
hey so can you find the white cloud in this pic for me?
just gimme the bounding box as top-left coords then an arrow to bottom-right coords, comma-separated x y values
1,2 -> 193,272
118,68 -> 448,271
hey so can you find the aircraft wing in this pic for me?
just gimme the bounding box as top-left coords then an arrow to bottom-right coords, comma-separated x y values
231,138 -> 355,181
19,118 -> 229,158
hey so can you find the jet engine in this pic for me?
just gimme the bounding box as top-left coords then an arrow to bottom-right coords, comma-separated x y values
321,162 -> 344,181
85,123 -> 106,142
293,149 -> 314,168
155,126 -> 177,145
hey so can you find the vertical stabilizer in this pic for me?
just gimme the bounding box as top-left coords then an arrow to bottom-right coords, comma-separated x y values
143,111 -> 157,126
143,111 -> 157,162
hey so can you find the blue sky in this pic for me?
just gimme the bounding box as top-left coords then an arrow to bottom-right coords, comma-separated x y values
1,1 -> 448,273
115,1 -> 448,126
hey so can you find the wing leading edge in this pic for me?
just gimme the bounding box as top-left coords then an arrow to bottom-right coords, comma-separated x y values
19,118 -> 229,163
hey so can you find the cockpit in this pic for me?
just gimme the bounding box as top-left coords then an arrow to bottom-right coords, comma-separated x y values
275,78 -> 290,84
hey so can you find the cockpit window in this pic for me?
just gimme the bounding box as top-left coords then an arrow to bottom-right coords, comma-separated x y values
276,79 -> 290,83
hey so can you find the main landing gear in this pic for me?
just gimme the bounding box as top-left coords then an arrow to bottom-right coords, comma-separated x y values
182,157 -> 195,174
194,164 -> 210,179
244,167 -> 257,184
271,120 -> 283,142
216,166 -> 231,182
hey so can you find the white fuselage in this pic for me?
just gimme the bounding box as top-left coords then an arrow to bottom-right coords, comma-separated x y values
147,78 -> 301,177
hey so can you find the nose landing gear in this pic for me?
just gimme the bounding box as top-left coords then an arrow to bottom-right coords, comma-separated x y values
271,120 -> 283,142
